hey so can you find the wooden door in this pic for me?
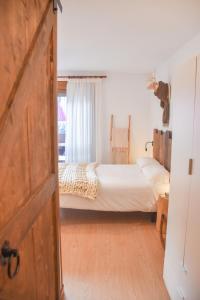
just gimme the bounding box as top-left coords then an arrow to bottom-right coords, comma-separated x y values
0,1 -> 63,299
163,57 -> 197,299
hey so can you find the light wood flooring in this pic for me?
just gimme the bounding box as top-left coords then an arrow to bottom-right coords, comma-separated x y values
61,209 -> 169,300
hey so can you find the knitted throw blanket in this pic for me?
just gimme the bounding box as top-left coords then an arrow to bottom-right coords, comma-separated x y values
58,163 -> 98,200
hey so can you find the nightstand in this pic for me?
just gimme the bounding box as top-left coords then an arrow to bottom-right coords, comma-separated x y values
156,194 -> 169,247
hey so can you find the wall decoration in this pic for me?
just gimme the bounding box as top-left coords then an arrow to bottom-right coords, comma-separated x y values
154,81 -> 170,125
147,77 -> 170,126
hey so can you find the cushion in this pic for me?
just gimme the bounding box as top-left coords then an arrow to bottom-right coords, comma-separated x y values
136,157 -> 160,169
142,164 -> 170,185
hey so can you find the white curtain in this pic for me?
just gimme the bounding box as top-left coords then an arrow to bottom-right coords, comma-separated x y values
65,79 -> 102,163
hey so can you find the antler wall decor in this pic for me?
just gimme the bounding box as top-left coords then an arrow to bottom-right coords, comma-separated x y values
147,78 -> 170,126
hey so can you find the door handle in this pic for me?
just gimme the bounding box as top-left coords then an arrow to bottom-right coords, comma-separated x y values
188,158 -> 193,175
1,241 -> 20,279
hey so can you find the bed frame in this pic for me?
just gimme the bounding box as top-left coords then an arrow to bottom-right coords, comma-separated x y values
153,129 -> 172,172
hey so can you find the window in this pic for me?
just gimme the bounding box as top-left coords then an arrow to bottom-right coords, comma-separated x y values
57,79 -> 102,164
57,94 -> 67,162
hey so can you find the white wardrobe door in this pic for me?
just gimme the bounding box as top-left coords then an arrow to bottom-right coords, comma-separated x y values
183,56 -> 200,300
164,57 -> 197,300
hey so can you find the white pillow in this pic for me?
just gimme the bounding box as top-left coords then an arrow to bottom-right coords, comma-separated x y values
136,157 -> 159,169
142,164 -> 170,185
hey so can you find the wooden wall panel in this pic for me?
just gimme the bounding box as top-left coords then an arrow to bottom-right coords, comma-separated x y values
153,129 -> 160,161
153,129 -> 172,171
0,0 -> 49,122
159,131 -> 165,165
164,131 -> 172,172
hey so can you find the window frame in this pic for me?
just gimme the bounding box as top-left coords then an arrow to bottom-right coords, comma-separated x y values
57,80 -> 67,163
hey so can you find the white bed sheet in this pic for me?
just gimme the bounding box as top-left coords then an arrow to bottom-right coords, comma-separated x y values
60,164 -> 157,212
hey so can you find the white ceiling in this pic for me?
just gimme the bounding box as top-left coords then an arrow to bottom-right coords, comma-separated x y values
57,0 -> 200,74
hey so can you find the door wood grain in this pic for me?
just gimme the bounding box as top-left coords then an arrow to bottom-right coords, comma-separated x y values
0,1 -> 63,299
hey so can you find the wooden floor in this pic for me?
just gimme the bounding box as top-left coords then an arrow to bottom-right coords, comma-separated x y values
61,209 -> 169,300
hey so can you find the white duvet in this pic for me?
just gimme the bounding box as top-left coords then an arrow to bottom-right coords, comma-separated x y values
60,164 -> 158,212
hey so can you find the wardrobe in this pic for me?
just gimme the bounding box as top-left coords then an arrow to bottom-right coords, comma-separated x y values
164,55 -> 200,300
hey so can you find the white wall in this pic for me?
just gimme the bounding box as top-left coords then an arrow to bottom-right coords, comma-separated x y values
148,32 -> 200,134
101,73 -> 152,163
58,71 -> 153,163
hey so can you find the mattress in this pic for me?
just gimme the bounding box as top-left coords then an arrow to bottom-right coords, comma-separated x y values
60,164 -> 157,212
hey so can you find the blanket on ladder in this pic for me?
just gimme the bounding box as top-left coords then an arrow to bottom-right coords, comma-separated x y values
58,163 -> 98,200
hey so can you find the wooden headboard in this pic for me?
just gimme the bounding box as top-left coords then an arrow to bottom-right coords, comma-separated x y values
153,129 -> 172,171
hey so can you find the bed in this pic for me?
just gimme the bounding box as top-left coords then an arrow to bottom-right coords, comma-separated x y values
59,129 -> 172,213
